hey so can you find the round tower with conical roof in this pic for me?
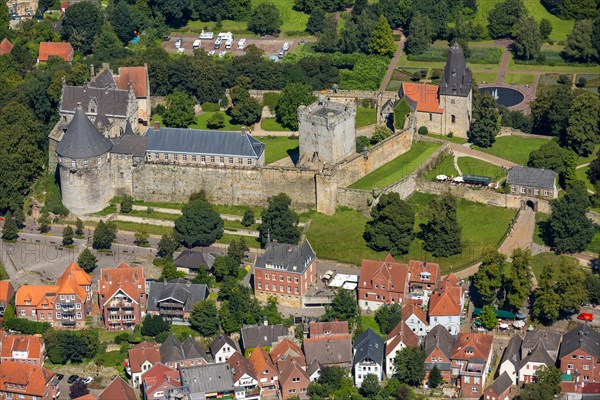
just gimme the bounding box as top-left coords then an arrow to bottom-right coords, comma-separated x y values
56,103 -> 114,214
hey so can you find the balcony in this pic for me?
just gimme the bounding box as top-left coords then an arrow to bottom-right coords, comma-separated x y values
61,320 -> 76,326
159,308 -> 184,315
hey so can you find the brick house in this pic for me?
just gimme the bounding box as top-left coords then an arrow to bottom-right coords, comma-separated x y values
126,341 -> 161,388
278,360 -> 309,399
428,274 -> 464,335
358,254 -> 410,311
270,339 -> 306,368
98,377 -> 137,400
98,263 -> 146,331
385,320 -> 420,378
451,333 -> 494,399
0,280 -> 15,316
15,262 -> 92,328
248,347 -> 279,398
253,240 -> 317,308
483,372 -> 514,400
407,260 -> 440,303
559,324 -> 600,383
140,363 -> 181,400
227,351 -> 260,400
0,361 -> 60,400
424,325 -> 455,386
304,322 -> 352,369
0,335 -> 45,365
308,320 -> 348,337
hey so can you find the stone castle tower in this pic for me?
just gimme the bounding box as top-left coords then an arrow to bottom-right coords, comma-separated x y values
438,42 -> 473,137
297,96 -> 356,168
56,104 -> 114,215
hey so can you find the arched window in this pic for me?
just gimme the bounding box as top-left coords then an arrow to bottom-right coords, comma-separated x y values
451,115 -> 456,123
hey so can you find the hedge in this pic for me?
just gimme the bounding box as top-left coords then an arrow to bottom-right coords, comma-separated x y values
394,99 -> 411,130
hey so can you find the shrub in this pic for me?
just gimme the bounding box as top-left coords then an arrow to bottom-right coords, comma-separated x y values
153,104 -> 166,115
371,126 -> 393,144
411,71 -> 421,81
356,136 -> 371,152
419,69 -> 427,78
448,131 -> 454,138
576,77 -> 587,88
361,98 -> 375,108
393,99 -> 411,130
418,126 -> 428,135
202,102 -> 221,112
558,75 -> 571,85
430,69 -> 441,80
262,92 -> 281,112
120,196 -> 133,213
207,112 -> 226,129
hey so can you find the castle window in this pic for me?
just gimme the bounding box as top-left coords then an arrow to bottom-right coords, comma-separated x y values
201,156 -> 206,162
210,156 -> 215,163
238,158 -> 243,164
165,154 -> 169,160
544,190 -> 549,196
429,113 -> 432,121
192,155 -> 196,162
97,157 -> 101,164
182,154 -> 187,161
451,115 -> 456,123
247,159 -> 253,165
219,157 -> 224,164
154,153 -> 159,160
83,160 -> 88,167
173,154 -> 178,161
71,160 -> 76,168
228,157 -> 233,164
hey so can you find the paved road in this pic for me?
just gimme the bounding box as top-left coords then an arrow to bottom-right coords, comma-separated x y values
449,142 -> 518,169
378,32 -> 405,93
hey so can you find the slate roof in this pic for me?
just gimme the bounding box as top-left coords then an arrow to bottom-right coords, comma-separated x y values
255,240 -> 315,274
522,330 -> 561,361
439,42 -> 472,97
307,359 -> 321,377
559,324 -> 600,360
111,122 -> 147,157
489,371 -> 513,396
500,335 -> 522,370
520,342 -> 555,369
56,106 -> 113,158
424,325 -> 455,359
353,328 -> 384,366
179,363 -> 234,395
60,85 -> 131,118
89,68 -> 117,89
240,324 -> 289,351
160,334 -> 208,364
507,166 -> 558,190
210,334 -> 239,357
227,351 -> 256,383
173,249 -> 216,271
147,279 -> 208,313
303,334 -> 353,366
144,127 -> 265,159
98,377 -> 137,400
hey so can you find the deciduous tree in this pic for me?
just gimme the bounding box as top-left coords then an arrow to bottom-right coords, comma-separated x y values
241,209 -> 255,227
175,198 -> 224,247
539,18 -> 553,39
314,14 -> 339,53
141,314 -> 171,337
323,288 -> 358,324
563,19 -> 598,63
468,91 -> 500,148
368,15 -> 396,57
157,232 -> 180,259
562,92 -> 600,157
528,140 -> 577,188
512,16 -> 543,60
394,347 -> 425,387
306,8 -> 326,34
38,212 -> 51,233
503,248 -> 532,311
258,193 -> 300,246
405,12 -> 431,55
160,262 -> 186,281
374,303 -> 402,334
428,365 -> 443,388
1,211 -> 18,242
62,226 -> 74,246
531,85 -> 573,137
487,0 -> 526,39
420,193 -> 462,257
61,1 -> 103,54
213,256 -> 239,281
479,305 -> 498,330
162,90 -> 196,128
359,374 -> 380,398
471,251 -> 505,306
364,192 -> 415,256
275,83 -> 315,130
190,300 -> 220,336
92,220 -> 117,250
75,218 -> 84,237
77,248 -> 97,273
248,3 -> 283,36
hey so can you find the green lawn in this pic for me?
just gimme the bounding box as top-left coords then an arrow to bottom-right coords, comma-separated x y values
360,315 -> 384,337
576,166 -> 594,192
587,232 -> 600,253
507,56 -> 599,73
398,53 -> 499,71
427,133 -> 468,144
259,136 -> 299,164
504,73 -> 535,85
349,142 -> 441,190
530,252 -> 580,281
457,157 -> 508,181
213,204 -> 265,216
191,112 -> 243,131
356,107 -> 377,128
473,136 -> 550,165
472,71 -> 498,84
261,118 -> 291,132
306,192 -> 516,271
425,154 -> 459,180
474,0 -> 574,41
577,144 -> 600,166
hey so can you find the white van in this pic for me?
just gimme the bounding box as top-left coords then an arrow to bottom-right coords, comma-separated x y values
283,42 -> 290,51
214,38 -> 222,49
225,39 -> 233,49
193,39 -> 201,49
199,30 -> 214,39
217,32 -> 233,41
238,38 -> 246,49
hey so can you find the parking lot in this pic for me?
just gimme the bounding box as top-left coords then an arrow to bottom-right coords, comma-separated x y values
162,34 -> 299,58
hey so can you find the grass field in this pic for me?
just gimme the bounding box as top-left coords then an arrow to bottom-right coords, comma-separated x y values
504,73 -> 535,85
260,136 -> 299,164
356,107 -> 377,128
474,0 -> 574,41
577,144 -> 600,166
305,192 -> 516,270
261,118 -> 291,132
361,315 -> 384,337
587,232 -> 600,253
398,53 -> 499,71
530,252 -> 561,281
507,56 -> 599,73
472,71 -> 498,84
349,142 -> 441,190
457,157 -> 508,181
425,154 -> 459,180
473,136 -> 550,165
426,133 -> 468,144
576,166 -> 594,192
191,112 -> 243,131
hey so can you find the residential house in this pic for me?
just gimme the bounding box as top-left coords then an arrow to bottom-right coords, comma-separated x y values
248,347 -> 278,398
140,363 -> 181,400
126,341 -> 161,388
401,303 -> 429,339
407,260 -> 440,303
147,279 -> 208,322
278,360 -> 310,399
180,363 -> 235,399
507,166 -> 558,203
227,352 -> 260,400
98,377 -> 137,400
0,280 -> 15,316
270,338 -> 306,369
0,335 -> 45,365
160,334 -> 209,369
483,372 -> 515,400
240,323 -> 290,352
253,240 -> 317,308
37,42 -> 73,63
385,320 -> 420,378
353,329 -> 384,387
307,360 -> 321,382
560,381 -> 600,399
559,324 -> 600,383
210,334 -> 240,363
98,263 -> 146,331
173,249 -> 216,274
498,335 -> 522,386
308,320 -> 348,337
358,254 -> 410,311
0,361 -> 60,400
428,273 -> 464,335
424,325 -> 455,386
522,330 -> 562,361
15,262 -> 92,328
0,38 -> 14,56
303,323 -> 352,369
450,333 -> 494,399
518,341 -> 556,385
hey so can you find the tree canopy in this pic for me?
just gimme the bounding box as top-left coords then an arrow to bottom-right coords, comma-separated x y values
258,193 -> 300,247
468,91 -> 500,148
248,3 -> 283,36
364,192 -> 415,256
174,198 -> 224,247
420,193 -> 462,257
162,90 -> 196,128
61,2 -> 103,54
275,83 -> 315,130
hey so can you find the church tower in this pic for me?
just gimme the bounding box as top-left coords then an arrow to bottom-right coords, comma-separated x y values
56,104 -> 114,215
438,43 -> 473,138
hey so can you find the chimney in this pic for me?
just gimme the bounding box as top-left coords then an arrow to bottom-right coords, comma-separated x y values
76,102 -> 82,111
263,317 -> 268,326
90,64 -> 95,77
153,121 -> 160,131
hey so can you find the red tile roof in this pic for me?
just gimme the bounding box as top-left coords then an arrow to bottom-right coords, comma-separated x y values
428,274 -> 463,317
248,347 -> 277,384
385,320 -> 420,356
115,66 -> 148,98
38,42 -> 73,62
308,321 -> 348,337
402,82 -> 444,114
401,303 -> 428,326
73,394 -> 96,400
227,351 -> 257,383
128,341 -> 161,374
141,363 -> 180,396
0,39 -> 13,55
408,260 -> 440,287
270,338 -> 305,369
451,333 -> 493,362
359,254 -> 409,296
0,280 -> 15,303
98,377 -> 137,400
1,335 -> 44,360
278,359 -> 309,387
0,361 -> 55,396
99,263 -> 145,306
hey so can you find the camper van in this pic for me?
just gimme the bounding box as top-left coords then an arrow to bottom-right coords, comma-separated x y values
225,38 -> 233,49
193,40 -> 201,49
217,32 -> 234,41
238,38 -> 246,49
282,42 -> 290,51
199,30 -> 214,39
214,38 -> 222,49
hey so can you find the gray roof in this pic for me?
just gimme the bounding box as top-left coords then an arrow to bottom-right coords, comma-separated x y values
240,324 -> 289,351
307,359 -> 321,377
89,68 -> 117,89
160,334 -> 209,364
559,324 -> 600,360
353,329 -> 384,366
424,362 -> 452,371
180,363 -> 234,395
174,249 -> 216,271
522,330 -> 561,361
507,167 -> 557,190
520,342 -> 555,368
424,325 -> 456,360
210,334 -> 239,357
303,336 -> 353,367
439,42 -> 472,97
61,85 -> 131,117
144,127 -> 265,159
490,372 -> 513,395
255,240 -> 315,275
147,279 -> 208,313
111,122 -> 147,157
500,335 -> 522,370
56,105 -> 113,158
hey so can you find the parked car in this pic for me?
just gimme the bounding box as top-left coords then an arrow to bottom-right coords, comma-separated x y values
175,38 -> 183,49
67,375 -> 80,384
199,30 -> 214,39
82,377 -> 94,385
225,38 -> 233,49
208,50 -> 216,56
238,38 -> 246,49
277,49 -> 285,58
193,39 -> 201,49
282,42 -> 290,51
577,312 -> 594,321
214,38 -> 222,49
